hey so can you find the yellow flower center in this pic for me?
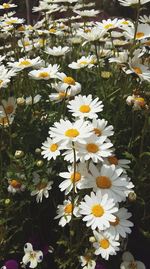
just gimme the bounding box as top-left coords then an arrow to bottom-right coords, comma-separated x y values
92,204 -> 104,217
19,60 -> 31,66
10,179 -> 22,189
84,29 -> 91,33
99,239 -> 110,249
50,143 -> 58,152
122,21 -> 129,25
110,216 -> 120,226
133,67 -> 142,74
96,176 -> 112,189
23,41 -> 30,46
108,156 -> 118,165
79,105 -> 91,113
86,143 -> 99,153
63,76 -> 76,85
64,203 -> 73,214
70,172 -> 81,182
0,79 -> 3,85
80,61 -> 88,65
17,25 -> 25,31
65,128 -> 79,138
38,72 -> 49,78
6,19 -> 17,25
58,92 -> 69,99
49,28 -> 56,33
0,117 -> 9,126
3,3 -> 10,8
104,23 -> 113,29
134,97 -> 145,107
29,252 -> 37,259
136,32 -> 144,39
94,128 -> 102,136
36,182 -> 48,190
5,105 -> 14,114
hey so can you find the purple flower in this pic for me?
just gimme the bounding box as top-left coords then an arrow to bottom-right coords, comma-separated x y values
95,261 -> 107,269
4,260 -> 18,269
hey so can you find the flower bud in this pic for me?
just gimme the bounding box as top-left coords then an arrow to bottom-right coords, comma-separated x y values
15,150 -> 24,158
128,191 -> 137,202
36,160 -> 44,167
35,148 -> 41,154
17,97 -> 25,106
5,198 -> 11,205
89,236 -> 96,243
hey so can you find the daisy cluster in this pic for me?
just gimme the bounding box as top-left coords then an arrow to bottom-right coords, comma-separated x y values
0,0 -> 149,268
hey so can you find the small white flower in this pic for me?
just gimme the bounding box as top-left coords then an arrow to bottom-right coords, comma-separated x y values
31,180 -> 53,203
29,64 -> 59,80
68,55 -> 97,69
45,46 -> 70,56
120,251 -> 146,269
80,254 -> 96,269
41,137 -> 61,160
22,243 -> 43,268
8,57 -> 43,70
56,72 -> 81,94
118,0 -> 150,6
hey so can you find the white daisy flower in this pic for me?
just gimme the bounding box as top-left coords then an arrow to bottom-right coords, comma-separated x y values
56,72 -> 81,93
77,135 -> 113,163
118,0 -> 150,6
139,15 -> 150,24
120,251 -> 146,269
105,207 -> 134,239
49,119 -> 93,146
0,65 -> 18,89
80,254 -> 96,269
59,163 -> 92,194
29,64 -> 59,80
8,57 -> 43,70
41,137 -> 61,160
124,23 -> 150,40
79,191 -> 118,230
31,180 -> 53,203
8,179 -> 25,194
74,9 -> 100,17
77,27 -> 106,45
97,18 -> 122,31
45,46 -> 70,56
18,37 -> 33,52
22,243 -> 43,269
67,95 -> 103,119
105,155 -> 131,170
0,96 -> 17,117
0,3 -> 17,9
85,163 -> 133,203
68,55 -> 97,69
93,230 -> 120,260
91,119 -> 114,138
3,17 -> 24,26
55,197 -> 80,227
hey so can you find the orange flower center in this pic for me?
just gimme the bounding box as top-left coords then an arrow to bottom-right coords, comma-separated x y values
99,239 -> 110,249
92,204 -> 104,217
36,182 -> 47,190
5,105 -> 14,114
63,76 -> 76,85
133,67 -> 142,74
136,32 -> 144,39
86,143 -> 99,153
96,176 -> 112,189
58,92 -> 69,99
134,97 -> 145,107
70,172 -> 81,182
110,216 -> 120,226
108,156 -> 118,165
0,117 -> 9,126
64,203 -> 73,214
10,179 -> 22,189
94,128 -> 102,136
38,72 -> 49,78
129,262 -> 137,269
79,105 -> 91,113
65,128 -> 79,138
50,143 -> 58,152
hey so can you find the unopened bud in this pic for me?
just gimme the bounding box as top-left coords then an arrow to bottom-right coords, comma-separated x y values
15,150 -> 24,158
89,236 -> 96,243
36,160 -> 44,167
35,148 -> 41,154
17,97 -> 25,106
128,191 -> 137,202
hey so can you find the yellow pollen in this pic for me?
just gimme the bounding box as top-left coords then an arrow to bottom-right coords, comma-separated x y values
36,182 -> 47,190
64,203 -> 73,214
70,172 -> 81,182
133,67 -> 142,74
0,79 -> 3,85
65,128 -> 79,138
94,128 -> 102,136
84,29 -> 91,33
104,23 -> 113,29
108,156 -> 118,165
6,19 -> 17,25
23,41 -> 30,46
86,143 -> 99,153
122,21 -> 129,25
3,3 -> 10,8
19,60 -> 31,66
134,97 -> 145,107
80,61 -> 88,65
136,32 -> 144,39
5,105 -> 14,114
110,216 -> 120,226
29,252 -> 37,259
63,76 -> 76,85
10,179 -> 22,189
49,28 -> 56,33
17,25 -> 25,31
96,176 -> 112,189
50,143 -> 58,152
38,72 -> 49,78
79,105 -> 91,113
99,239 -> 110,249
39,39 -> 46,46
92,204 -> 104,217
